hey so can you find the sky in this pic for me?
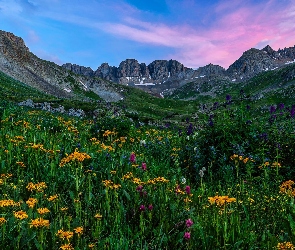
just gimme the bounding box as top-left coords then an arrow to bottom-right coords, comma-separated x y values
0,0 -> 295,70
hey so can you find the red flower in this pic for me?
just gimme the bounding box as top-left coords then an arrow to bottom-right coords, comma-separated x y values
141,162 -> 147,171
185,186 -> 191,195
130,152 -> 136,163
186,219 -> 193,228
184,232 -> 191,240
139,205 -> 145,212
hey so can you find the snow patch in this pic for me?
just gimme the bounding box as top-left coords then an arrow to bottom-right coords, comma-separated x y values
134,83 -> 155,86
64,88 -> 71,93
79,80 -> 88,90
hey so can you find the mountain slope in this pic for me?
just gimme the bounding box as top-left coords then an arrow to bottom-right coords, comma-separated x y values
0,30 -> 123,102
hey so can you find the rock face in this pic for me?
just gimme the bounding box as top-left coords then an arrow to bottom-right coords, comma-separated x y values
18,99 -> 85,117
0,30 -> 123,102
226,45 -> 295,80
61,44 -> 295,96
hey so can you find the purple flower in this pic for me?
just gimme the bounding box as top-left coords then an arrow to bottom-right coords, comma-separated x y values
184,232 -> 191,240
185,186 -> 191,195
187,123 -> 193,135
129,152 -> 136,163
136,185 -> 143,192
141,162 -> 147,171
186,219 -> 193,228
278,103 -> 285,110
139,205 -> 145,212
226,94 -> 232,101
270,105 -> 276,114
290,106 -> 295,118
148,204 -> 153,211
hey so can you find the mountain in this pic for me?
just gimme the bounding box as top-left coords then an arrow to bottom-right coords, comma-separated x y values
63,45 -> 295,97
1,29 -> 295,107
0,30 -> 123,102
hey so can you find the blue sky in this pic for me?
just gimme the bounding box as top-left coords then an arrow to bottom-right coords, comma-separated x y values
0,0 -> 295,70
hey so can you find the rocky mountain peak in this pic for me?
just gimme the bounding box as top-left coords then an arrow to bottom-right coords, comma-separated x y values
0,30 -> 30,62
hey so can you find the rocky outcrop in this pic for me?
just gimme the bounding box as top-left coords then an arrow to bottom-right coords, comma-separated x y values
226,45 -> 295,80
62,63 -> 94,77
94,63 -> 117,81
18,99 -> 85,117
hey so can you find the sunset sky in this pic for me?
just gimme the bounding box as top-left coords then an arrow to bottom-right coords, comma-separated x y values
0,0 -> 295,70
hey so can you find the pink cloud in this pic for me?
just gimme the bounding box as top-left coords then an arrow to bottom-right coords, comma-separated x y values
101,0 -> 295,68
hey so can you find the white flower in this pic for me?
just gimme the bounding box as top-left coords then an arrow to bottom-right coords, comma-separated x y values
181,177 -> 186,184
199,170 -> 204,178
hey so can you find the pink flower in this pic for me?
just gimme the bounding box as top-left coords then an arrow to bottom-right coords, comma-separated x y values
141,162 -> 147,171
139,205 -> 145,212
148,204 -> 153,211
136,185 -> 143,192
130,152 -> 136,163
186,219 -> 193,228
185,186 -> 191,195
184,231 -> 191,240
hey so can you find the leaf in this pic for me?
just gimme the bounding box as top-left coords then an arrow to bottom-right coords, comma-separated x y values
123,190 -> 130,201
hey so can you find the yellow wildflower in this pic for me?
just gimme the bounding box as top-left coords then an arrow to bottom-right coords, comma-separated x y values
48,194 -> 58,202
0,217 -> 7,226
94,213 -> 102,220
56,229 -> 74,241
277,241 -> 294,250
29,218 -> 50,228
26,198 -> 38,208
74,226 -> 83,236
37,207 -> 50,215
14,210 -> 28,220
59,243 -> 74,250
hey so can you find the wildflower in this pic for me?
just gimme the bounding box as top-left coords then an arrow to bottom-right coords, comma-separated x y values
148,204 -> 153,211
270,105 -> 276,114
14,210 -> 28,220
59,243 -> 74,250
29,218 -> 50,228
74,226 -> 83,236
26,182 -> 47,192
181,177 -> 186,184
226,94 -> 232,102
139,205 -> 145,212
37,207 -> 50,215
26,197 -> 37,208
208,196 -> 236,206
60,207 -> 68,211
184,232 -> 191,240
185,186 -> 191,195
0,217 -> 7,226
94,213 -> 102,220
59,149 -> 91,167
129,152 -> 136,163
48,194 -> 58,202
56,229 -> 74,241
0,199 -> 18,207
88,243 -> 96,248
277,241 -> 294,249
199,169 -> 204,178
136,185 -> 143,192
278,103 -> 285,110
186,219 -> 194,228
141,162 -> 147,171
